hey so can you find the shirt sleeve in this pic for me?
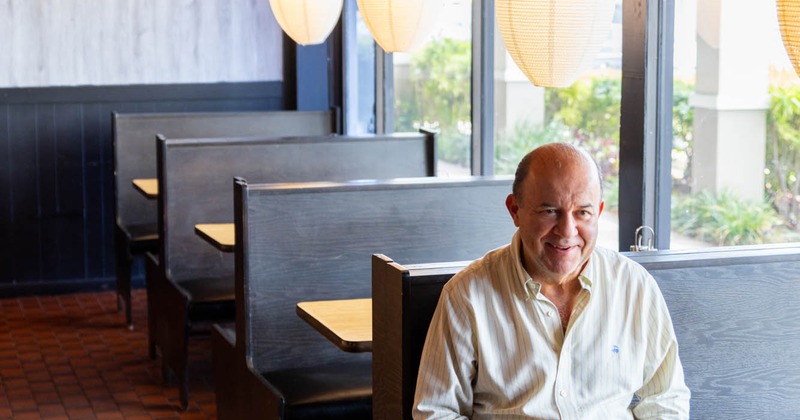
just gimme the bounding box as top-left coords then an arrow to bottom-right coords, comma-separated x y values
632,277 -> 692,419
413,280 -> 477,419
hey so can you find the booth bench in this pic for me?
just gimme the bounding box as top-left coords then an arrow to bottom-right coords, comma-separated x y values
151,131 -> 436,408
213,177 -> 517,419
112,110 -> 335,327
371,245 -> 800,419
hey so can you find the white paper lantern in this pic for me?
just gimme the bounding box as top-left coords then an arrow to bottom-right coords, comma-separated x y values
356,0 -> 443,53
269,0 -> 344,46
778,0 -> 800,77
496,0 -> 616,88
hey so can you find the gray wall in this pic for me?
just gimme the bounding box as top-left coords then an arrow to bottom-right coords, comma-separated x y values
0,0 -> 283,88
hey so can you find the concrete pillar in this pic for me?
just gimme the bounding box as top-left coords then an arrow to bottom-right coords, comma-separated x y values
690,0 -> 771,201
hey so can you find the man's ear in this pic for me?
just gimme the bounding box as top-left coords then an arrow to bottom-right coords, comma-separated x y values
506,194 -> 521,227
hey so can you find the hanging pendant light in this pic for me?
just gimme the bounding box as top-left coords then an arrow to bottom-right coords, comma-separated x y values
778,0 -> 800,77
269,0 -> 344,46
496,0 -> 616,88
356,0 -> 443,53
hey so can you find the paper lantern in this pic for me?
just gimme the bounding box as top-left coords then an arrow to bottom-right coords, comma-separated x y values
778,0 -> 800,77
356,0 -> 443,53
496,0 -> 616,88
269,0 -> 344,46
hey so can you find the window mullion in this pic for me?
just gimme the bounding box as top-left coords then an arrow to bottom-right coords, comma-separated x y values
375,46 -> 393,135
472,0 -> 494,175
652,0 -> 675,250
619,0 -> 673,251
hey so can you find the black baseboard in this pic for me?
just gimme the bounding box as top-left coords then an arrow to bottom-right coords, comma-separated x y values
0,275 -> 147,299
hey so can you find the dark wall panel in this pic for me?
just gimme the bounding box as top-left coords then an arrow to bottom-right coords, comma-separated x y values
0,81 -> 283,296
8,105 -> 40,281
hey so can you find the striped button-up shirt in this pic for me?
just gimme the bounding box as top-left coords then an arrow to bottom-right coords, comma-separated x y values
413,231 -> 690,419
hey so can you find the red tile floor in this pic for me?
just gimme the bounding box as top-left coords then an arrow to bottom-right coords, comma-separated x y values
0,289 -> 217,419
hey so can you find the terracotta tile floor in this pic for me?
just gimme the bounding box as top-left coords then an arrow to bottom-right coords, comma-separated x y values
0,289 -> 217,419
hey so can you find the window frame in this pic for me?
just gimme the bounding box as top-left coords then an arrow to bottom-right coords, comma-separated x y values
619,0 -> 674,251
471,0 -> 494,176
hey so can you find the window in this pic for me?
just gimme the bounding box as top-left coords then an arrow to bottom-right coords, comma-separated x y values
345,0 -> 800,251
343,1 -> 377,134
392,0 -> 473,177
669,0 -> 800,249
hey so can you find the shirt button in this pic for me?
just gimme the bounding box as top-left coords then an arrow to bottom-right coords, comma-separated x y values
546,310 -> 553,317
559,389 -> 567,397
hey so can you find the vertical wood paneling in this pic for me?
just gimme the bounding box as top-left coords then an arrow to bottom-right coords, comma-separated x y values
8,105 -> 40,280
0,104 -> 11,277
0,82 -> 283,296
53,104 -> 88,281
36,104 -> 59,281
0,0 -> 282,88
83,103 -> 106,279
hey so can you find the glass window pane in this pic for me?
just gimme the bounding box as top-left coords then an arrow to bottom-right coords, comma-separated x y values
669,0 -> 799,249
344,5 -> 376,134
492,1 -> 622,251
392,0 -> 473,177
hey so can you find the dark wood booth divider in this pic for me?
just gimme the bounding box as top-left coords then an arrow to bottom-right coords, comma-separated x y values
218,177 -> 517,419
371,246 -> 800,419
152,132 -> 436,408
371,257 -> 466,420
112,110 -> 336,327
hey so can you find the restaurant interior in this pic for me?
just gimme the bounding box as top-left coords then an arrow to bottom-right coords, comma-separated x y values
3,0 -> 800,418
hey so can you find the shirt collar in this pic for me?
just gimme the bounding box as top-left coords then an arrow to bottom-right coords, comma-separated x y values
511,230 -> 595,300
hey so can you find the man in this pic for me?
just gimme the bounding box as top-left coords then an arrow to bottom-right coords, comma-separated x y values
413,143 -> 690,419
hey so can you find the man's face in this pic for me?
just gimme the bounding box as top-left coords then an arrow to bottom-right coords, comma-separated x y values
506,154 -> 604,285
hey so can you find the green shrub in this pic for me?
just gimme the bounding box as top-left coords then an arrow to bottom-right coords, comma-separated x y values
671,190 -> 782,246
545,77 -> 621,183
494,119 -> 572,175
493,118 -> 619,210
493,77 -> 621,208
395,38 -> 472,167
671,80 -> 694,190
766,85 -> 800,228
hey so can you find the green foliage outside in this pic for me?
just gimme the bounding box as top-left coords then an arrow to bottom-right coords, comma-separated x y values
395,38 -> 472,167
671,80 -> 695,190
766,85 -> 800,229
495,76 -> 791,246
494,120 -> 572,174
396,38 -> 800,246
671,190 -> 782,246
495,77 -> 623,209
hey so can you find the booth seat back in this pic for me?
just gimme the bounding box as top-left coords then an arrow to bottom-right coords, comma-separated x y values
113,110 -> 335,230
234,176 -> 516,374
372,247 -> 800,419
159,132 -> 435,281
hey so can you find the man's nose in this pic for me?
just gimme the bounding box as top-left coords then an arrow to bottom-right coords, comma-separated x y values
554,214 -> 578,237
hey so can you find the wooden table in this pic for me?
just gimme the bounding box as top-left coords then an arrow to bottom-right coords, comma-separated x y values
132,178 -> 158,199
296,298 -> 372,353
194,223 -> 235,252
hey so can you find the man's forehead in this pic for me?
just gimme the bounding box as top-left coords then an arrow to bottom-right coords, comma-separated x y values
523,173 -> 602,203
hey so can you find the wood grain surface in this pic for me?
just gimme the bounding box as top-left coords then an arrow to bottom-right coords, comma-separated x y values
0,0 -> 281,87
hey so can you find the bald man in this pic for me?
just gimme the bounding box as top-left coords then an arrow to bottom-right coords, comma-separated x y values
413,143 -> 690,419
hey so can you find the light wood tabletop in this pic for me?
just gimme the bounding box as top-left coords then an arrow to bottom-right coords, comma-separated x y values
132,178 -> 158,199
194,223 -> 235,252
296,298 -> 372,353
